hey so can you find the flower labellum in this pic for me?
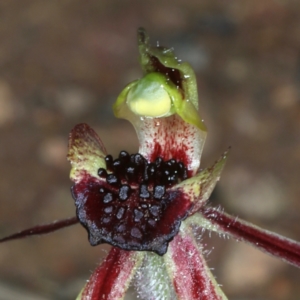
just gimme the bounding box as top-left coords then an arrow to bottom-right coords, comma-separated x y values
69,126 -> 194,255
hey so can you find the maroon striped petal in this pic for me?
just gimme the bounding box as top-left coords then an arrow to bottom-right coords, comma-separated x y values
78,247 -> 143,300
164,225 -> 227,300
201,206 -> 300,268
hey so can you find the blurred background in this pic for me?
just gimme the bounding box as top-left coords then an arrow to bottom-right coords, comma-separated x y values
0,0 -> 299,299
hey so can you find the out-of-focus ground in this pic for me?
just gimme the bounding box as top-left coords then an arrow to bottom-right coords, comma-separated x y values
0,1 -> 299,299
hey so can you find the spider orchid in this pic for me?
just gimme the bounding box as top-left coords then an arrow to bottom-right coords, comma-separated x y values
1,28 -> 300,300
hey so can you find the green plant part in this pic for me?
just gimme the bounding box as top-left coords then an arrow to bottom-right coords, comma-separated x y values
126,72 -> 176,118
113,28 -> 207,132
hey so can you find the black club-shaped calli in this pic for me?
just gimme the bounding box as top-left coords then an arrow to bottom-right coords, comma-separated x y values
1,28 -> 300,300
70,124 -> 192,255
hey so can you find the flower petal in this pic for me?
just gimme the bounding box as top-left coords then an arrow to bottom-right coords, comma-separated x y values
164,223 -> 228,300
113,103 -> 206,175
77,247 -> 143,300
201,206 -> 300,268
134,114 -> 206,176
171,151 -> 228,213
67,123 -> 107,183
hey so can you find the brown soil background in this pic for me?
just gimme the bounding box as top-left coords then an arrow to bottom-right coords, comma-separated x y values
0,1 -> 299,299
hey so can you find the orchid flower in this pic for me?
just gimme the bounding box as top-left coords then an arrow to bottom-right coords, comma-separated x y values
1,28 -> 300,300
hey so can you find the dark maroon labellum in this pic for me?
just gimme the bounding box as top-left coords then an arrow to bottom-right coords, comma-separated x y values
72,151 -> 193,255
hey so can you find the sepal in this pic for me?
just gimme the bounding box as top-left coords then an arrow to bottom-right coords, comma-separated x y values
200,207 -> 300,268
164,223 -> 228,300
77,247 -> 144,300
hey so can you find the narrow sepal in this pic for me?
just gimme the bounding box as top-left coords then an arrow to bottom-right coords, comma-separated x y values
164,223 -> 228,300
0,217 -> 78,243
78,247 -> 144,300
67,123 -> 107,183
201,206 -> 300,268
